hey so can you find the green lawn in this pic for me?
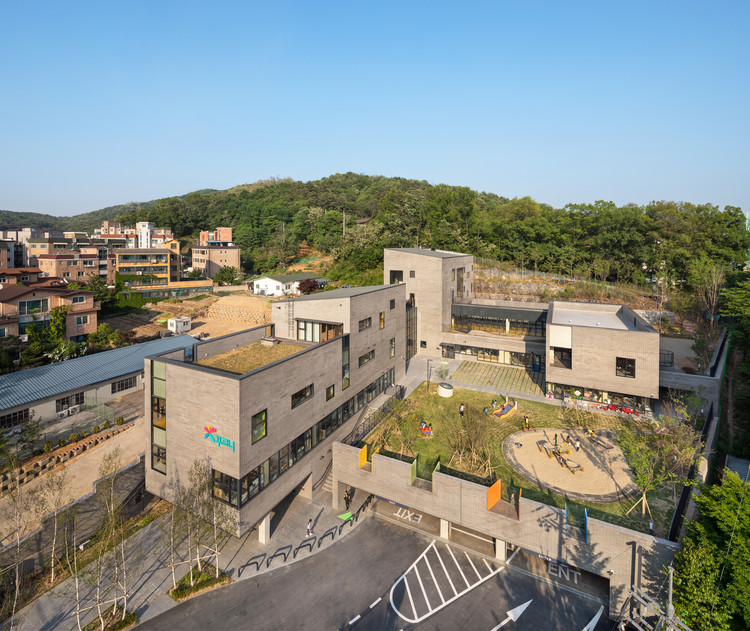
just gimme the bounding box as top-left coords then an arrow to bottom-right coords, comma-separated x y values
366,382 -> 677,537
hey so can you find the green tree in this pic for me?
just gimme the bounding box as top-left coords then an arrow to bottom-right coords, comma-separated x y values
48,306 -> 69,345
213,266 -> 240,286
673,469 -> 750,630
85,274 -> 115,306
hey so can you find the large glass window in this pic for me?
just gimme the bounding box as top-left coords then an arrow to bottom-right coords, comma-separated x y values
390,338 -> 395,358
56,392 -> 84,412
251,409 -> 267,443
616,357 -> 636,378
379,312 -> 385,329
212,470 -> 238,507
18,298 -> 49,315
551,347 -> 572,369
297,320 -> 342,342
342,335 -> 350,390
291,384 -> 314,409
111,375 -> 137,394
151,361 -> 167,474
0,408 -> 30,430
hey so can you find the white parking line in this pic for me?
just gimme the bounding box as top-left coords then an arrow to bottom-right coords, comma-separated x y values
349,615 -> 360,624
447,545 -> 471,588
424,554 -> 446,604
390,541 -> 505,624
369,597 -> 381,609
414,561 -> 434,612
403,576 -> 416,620
483,558 -> 494,573
433,546 -> 458,596
465,551 -> 483,581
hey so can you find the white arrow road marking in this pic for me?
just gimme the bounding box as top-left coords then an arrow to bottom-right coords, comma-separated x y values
489,599 -> 533,630
581,605 -> 604,631
390,541 -> 504,624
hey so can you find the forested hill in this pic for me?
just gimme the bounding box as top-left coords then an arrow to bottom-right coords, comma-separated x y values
2,173 -> 748,284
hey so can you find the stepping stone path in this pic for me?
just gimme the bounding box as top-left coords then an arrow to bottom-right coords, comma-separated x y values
450,361 -> 545,397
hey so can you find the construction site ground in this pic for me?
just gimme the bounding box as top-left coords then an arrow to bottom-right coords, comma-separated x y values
103,293 -> 272,340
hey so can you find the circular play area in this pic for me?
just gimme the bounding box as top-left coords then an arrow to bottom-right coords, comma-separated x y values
502,428 -> 640,503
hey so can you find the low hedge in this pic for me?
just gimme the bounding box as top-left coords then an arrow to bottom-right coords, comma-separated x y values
168,563 -> 231,602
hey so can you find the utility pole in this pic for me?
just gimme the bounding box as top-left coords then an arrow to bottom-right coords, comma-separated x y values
621,565 -> 690,630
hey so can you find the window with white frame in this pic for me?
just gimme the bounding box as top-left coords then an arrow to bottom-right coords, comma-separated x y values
76,315 -> 89,326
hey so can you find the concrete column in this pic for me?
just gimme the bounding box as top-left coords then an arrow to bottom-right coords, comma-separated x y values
258,512 -> 272,545
495,539 -> 506,561
440,519 -> 449,540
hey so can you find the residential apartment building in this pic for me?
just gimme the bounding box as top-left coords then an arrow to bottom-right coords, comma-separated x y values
0,285 -> 99,341
144,284 -> 405,536
191,245 -> 241,279
37,252 -> 99,283
199,227 -> 234,246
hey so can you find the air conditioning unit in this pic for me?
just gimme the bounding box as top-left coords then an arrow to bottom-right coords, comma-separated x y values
136,271 -> 143,275
68,405 -> 80,415
57,410 -> 69,419
20,334 -> 29,343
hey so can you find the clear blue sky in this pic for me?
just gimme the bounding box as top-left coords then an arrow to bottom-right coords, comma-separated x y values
1,1 -> 748,216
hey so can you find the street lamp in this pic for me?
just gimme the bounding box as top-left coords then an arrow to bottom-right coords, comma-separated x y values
426,359 -> 434,390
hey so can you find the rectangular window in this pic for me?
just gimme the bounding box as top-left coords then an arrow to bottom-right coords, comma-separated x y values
616,357 -> 636,378
55,392 -> 85,412
452,269 -> 455,281
151,444 -> 167,474
390,338 -> 395,358
358,317 -> 372,332
326,385 -> 335,401
420,340 -> 427,349
252,409 -> 267,444
0,328 -> 5,338
379,312 -> 384,329
18,298 -> 49,315
342,335 -> 350,390
151,361 -> 167,474
389,299 -> 395,310
359,349 -> 375,367
212,470 -> 239,507
552,347 -> 572,369
76,315 -> 89,326
0,408 -> 30,430
111,375 -> 137,394
63,273 -> 70,278
72,295 -> 85,304
291,384 -> 314,409
409,270 -> 415,278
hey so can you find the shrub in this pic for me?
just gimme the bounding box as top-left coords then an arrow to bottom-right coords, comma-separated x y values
92,424 -> 101,434
58,438 -> 67,447
103,420 -> 111,430
43,441 -> 54,453
69,433 -> 78,443
79,430 -> 87,438
116,416 -> 124,426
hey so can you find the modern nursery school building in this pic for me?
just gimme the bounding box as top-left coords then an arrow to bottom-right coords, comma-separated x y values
383,247 -> 662,415
143,247 -> 686,536
144,284 -> 405,536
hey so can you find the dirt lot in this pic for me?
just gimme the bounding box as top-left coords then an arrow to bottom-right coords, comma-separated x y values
103,293 -> 272,340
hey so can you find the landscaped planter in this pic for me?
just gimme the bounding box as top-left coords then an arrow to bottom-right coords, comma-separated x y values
437,382 -> 454,398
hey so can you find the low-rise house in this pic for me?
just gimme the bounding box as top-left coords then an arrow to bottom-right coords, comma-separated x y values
252,272 -> 323,296
0,285 -> 99,341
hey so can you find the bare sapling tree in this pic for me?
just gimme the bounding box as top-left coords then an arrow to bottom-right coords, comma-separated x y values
63,509 -> 84,631
39,466 -> 68,584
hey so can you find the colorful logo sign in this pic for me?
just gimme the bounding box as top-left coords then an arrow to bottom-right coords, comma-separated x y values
204,424 -> 235,452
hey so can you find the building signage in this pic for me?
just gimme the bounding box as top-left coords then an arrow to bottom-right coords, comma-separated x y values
204,424 -> 235,452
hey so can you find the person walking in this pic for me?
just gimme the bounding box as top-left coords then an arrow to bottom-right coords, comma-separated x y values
459,403 -> 465,418
344,490 -> 351,511
575,439 -> 580,452
306,519 -> 313,537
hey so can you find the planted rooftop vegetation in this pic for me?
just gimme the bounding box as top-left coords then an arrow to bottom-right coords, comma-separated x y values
196,341 -> 305,374
366,383 -> 682,537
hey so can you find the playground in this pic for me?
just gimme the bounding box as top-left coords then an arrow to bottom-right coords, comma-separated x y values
502,428 -> 639,503
366,381 -> 677,536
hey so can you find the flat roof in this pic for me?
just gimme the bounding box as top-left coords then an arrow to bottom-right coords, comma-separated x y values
385,247 -> 470,259
278,285 -> 393,302
0,335 -> 197,411
551,306 -> 633,331
195,340 -> 306,374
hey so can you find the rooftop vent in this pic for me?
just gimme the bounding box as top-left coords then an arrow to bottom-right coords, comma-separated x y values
261,336 -> 281,347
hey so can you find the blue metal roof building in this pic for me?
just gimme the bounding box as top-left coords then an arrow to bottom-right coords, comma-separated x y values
0,335 -> 196,413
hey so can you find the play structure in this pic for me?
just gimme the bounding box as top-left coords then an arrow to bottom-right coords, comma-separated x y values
419,421 -> 433,436
493,395 -> 517,420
